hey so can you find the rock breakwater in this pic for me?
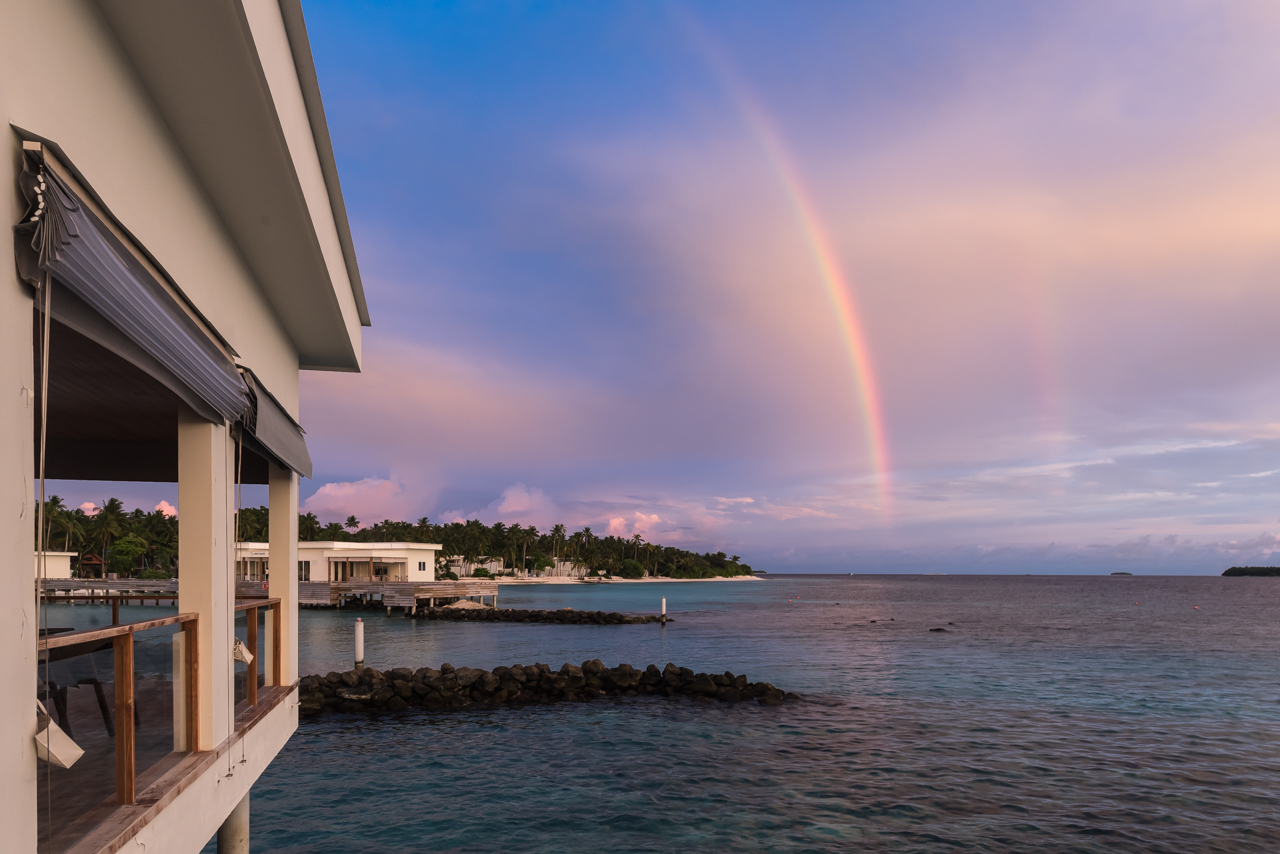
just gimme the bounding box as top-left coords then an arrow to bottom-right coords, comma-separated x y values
419,606 -> 664,624
298,659 -> 799,716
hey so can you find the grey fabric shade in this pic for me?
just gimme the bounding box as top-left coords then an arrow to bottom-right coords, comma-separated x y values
14,146 -> 313,480
241,369 -> 313,478
15,150 -> 251,423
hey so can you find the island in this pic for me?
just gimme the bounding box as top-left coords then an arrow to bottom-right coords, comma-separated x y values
1222,566 -> 1280,577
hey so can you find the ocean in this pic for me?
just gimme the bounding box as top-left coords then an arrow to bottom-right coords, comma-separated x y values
189,574 -> 1279,851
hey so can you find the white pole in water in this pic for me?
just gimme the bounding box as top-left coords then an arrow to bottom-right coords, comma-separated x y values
354,618 -> 364,670
661,597 -> 667,624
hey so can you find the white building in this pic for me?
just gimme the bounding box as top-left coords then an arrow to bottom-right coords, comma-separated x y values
2,2 -> 368,852
33,552 -> 77,581
237,541 -> 441,583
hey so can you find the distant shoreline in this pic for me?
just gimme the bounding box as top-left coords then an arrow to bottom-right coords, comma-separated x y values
496,575 -> 762,585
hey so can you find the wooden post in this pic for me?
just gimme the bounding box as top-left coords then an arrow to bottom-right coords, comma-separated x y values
114,632 -> 135,805
185,616 -> 199,751
271,601 -> 282,687
112,597 -> 119,625
246,606 -> 258,706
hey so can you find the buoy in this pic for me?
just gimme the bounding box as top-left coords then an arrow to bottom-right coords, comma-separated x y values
1194,606 -> 1198,609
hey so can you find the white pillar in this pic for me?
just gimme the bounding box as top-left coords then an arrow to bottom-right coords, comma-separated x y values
217,792 -> 249,854
267,463 -> 298,685
0,153 -> 37,848
178,405 -> 235,750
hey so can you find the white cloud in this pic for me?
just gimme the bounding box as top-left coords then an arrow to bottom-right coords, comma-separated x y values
154,500 -> 177,518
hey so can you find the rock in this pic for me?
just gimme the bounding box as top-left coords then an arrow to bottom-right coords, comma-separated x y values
414,667 -> 440,683
455,667 -> 484,687
325,671 -> 344,685
298,702 -> 323,717
340,670 -> 360,687
393,680 -> 413,699
440,663 -> 456,674
477,671 -> 500,693
582,658 -> 605,676
686,674 -> 718,696
758,689 -> 785,706
784,692 -> 803,701
371,686 -> 395,707
508,664 -> 528,683
385,696 -> 409,712
336,687 -> 372,702
388,667 -> 414,681
716,687 -> 742,703
929,628 -> 948,633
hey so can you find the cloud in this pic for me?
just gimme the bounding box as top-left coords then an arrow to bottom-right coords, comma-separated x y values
303,478 -> 417,525
80,502 -> 98,515
154,501 -> 177,518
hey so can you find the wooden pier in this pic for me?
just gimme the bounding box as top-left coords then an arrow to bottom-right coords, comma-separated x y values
299,580 -> 500,611
39,578 -> 499,614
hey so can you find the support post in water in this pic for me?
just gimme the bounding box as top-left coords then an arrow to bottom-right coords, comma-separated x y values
354,618 -> 364,670
661,597 -> 667,624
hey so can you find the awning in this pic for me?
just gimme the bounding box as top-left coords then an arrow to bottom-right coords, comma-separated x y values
14,149 -> 251,423
15,145 -> 313,479
240,368 -> 313,479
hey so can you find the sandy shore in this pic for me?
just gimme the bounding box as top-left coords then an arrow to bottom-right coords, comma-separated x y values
493,575 -> 762,585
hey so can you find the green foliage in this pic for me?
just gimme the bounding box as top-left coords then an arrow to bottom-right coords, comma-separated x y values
440,569 -> 459,581
617,560 -> 645,579
109,534 -> 148,576
472,567 -> 492,578
138,566 -> 172,580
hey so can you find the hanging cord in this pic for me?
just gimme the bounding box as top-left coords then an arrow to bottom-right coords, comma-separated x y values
37,273 -> 52,851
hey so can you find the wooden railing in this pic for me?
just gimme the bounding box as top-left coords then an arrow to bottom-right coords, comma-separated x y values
234,598 -> 281,707
38,613 -> 199,806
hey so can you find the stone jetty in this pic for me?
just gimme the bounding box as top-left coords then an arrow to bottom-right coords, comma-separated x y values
298,659 -> 799,716
418,606 -> 665,625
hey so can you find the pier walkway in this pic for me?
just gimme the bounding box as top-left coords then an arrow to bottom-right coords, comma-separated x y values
299,580 -> 500,611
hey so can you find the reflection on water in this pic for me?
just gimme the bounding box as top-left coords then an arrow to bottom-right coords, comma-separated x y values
193,574 -> 1278,853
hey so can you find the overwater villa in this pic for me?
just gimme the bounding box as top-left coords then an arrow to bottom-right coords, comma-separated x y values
3,2 -> 368,852
237,541 -> 443,583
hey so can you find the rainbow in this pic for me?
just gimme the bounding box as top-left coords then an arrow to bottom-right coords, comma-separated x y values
682,16 -> 892,509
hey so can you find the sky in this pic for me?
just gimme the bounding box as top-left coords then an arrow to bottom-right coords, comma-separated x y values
56,2 -> 1280,573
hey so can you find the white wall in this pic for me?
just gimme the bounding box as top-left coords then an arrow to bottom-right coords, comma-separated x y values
2,0 -> 301,413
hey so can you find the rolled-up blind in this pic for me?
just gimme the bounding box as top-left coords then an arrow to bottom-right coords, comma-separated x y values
241,369 -> 313,478
14,150 -> 251,423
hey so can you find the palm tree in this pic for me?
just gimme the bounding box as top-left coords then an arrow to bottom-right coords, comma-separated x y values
550,523 -> 566,561
87,498 -> 126,573
630,533 -> 645,560
298,512 -> 321,541
344,515 -> 360,532
39,495 -> 66,551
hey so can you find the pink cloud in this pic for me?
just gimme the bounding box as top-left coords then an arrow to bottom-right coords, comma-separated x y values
154,500 -> 177,518
80,502 -> 98,515
303,478 -> 416,526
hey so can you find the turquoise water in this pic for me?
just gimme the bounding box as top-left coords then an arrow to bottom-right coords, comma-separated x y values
148,575 -> 1280,851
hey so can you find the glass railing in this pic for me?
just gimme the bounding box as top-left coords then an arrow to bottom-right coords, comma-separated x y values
36,612 -> 197,854
233,598 -> 281,714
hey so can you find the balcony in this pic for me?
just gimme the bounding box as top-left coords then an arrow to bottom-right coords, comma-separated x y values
37,599 -> 286,854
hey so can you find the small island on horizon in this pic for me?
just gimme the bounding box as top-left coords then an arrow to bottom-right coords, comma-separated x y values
1222,566 -> 1280,577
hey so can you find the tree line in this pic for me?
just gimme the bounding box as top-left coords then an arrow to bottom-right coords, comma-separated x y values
39,497 -> 754,579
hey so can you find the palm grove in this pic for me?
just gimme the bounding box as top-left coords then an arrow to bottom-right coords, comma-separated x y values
39,497 -> 754,580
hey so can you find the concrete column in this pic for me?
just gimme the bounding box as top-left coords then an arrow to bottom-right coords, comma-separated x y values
178,405 -> 235,749
0,145 -> 37,848
267,463 -> 298,685
216,792 -> 249,854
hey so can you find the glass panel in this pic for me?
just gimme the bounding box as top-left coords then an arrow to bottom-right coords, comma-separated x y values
234,610 -> 248,708
132,623 -> 186,788
36,633 -> 119,854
